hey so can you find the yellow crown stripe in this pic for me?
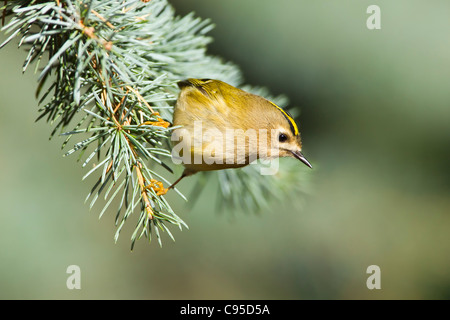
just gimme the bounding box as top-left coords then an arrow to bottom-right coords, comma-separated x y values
269,101 -> 299,136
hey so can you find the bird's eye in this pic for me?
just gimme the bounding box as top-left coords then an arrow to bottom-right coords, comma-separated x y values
278,133 -> 288,142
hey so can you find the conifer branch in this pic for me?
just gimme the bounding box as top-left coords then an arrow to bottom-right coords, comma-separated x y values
1,0 -> 310,248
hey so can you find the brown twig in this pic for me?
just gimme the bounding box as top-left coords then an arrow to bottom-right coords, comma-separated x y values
2,1 -> 7,26
90,8 -> 115,30
135,162 -> 154,219
78,20 -> 113,50
126,85 -> 155,114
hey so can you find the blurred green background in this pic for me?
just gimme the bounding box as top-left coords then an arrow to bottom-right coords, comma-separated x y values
1,0 -> 449,299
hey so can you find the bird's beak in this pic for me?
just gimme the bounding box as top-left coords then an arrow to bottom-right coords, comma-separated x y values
291,151 -> 312,169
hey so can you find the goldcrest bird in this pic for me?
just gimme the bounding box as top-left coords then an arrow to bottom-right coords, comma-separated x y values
168,78 -> 312,190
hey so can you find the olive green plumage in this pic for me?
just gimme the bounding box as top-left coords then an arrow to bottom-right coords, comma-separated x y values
169,78 -> 311,189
